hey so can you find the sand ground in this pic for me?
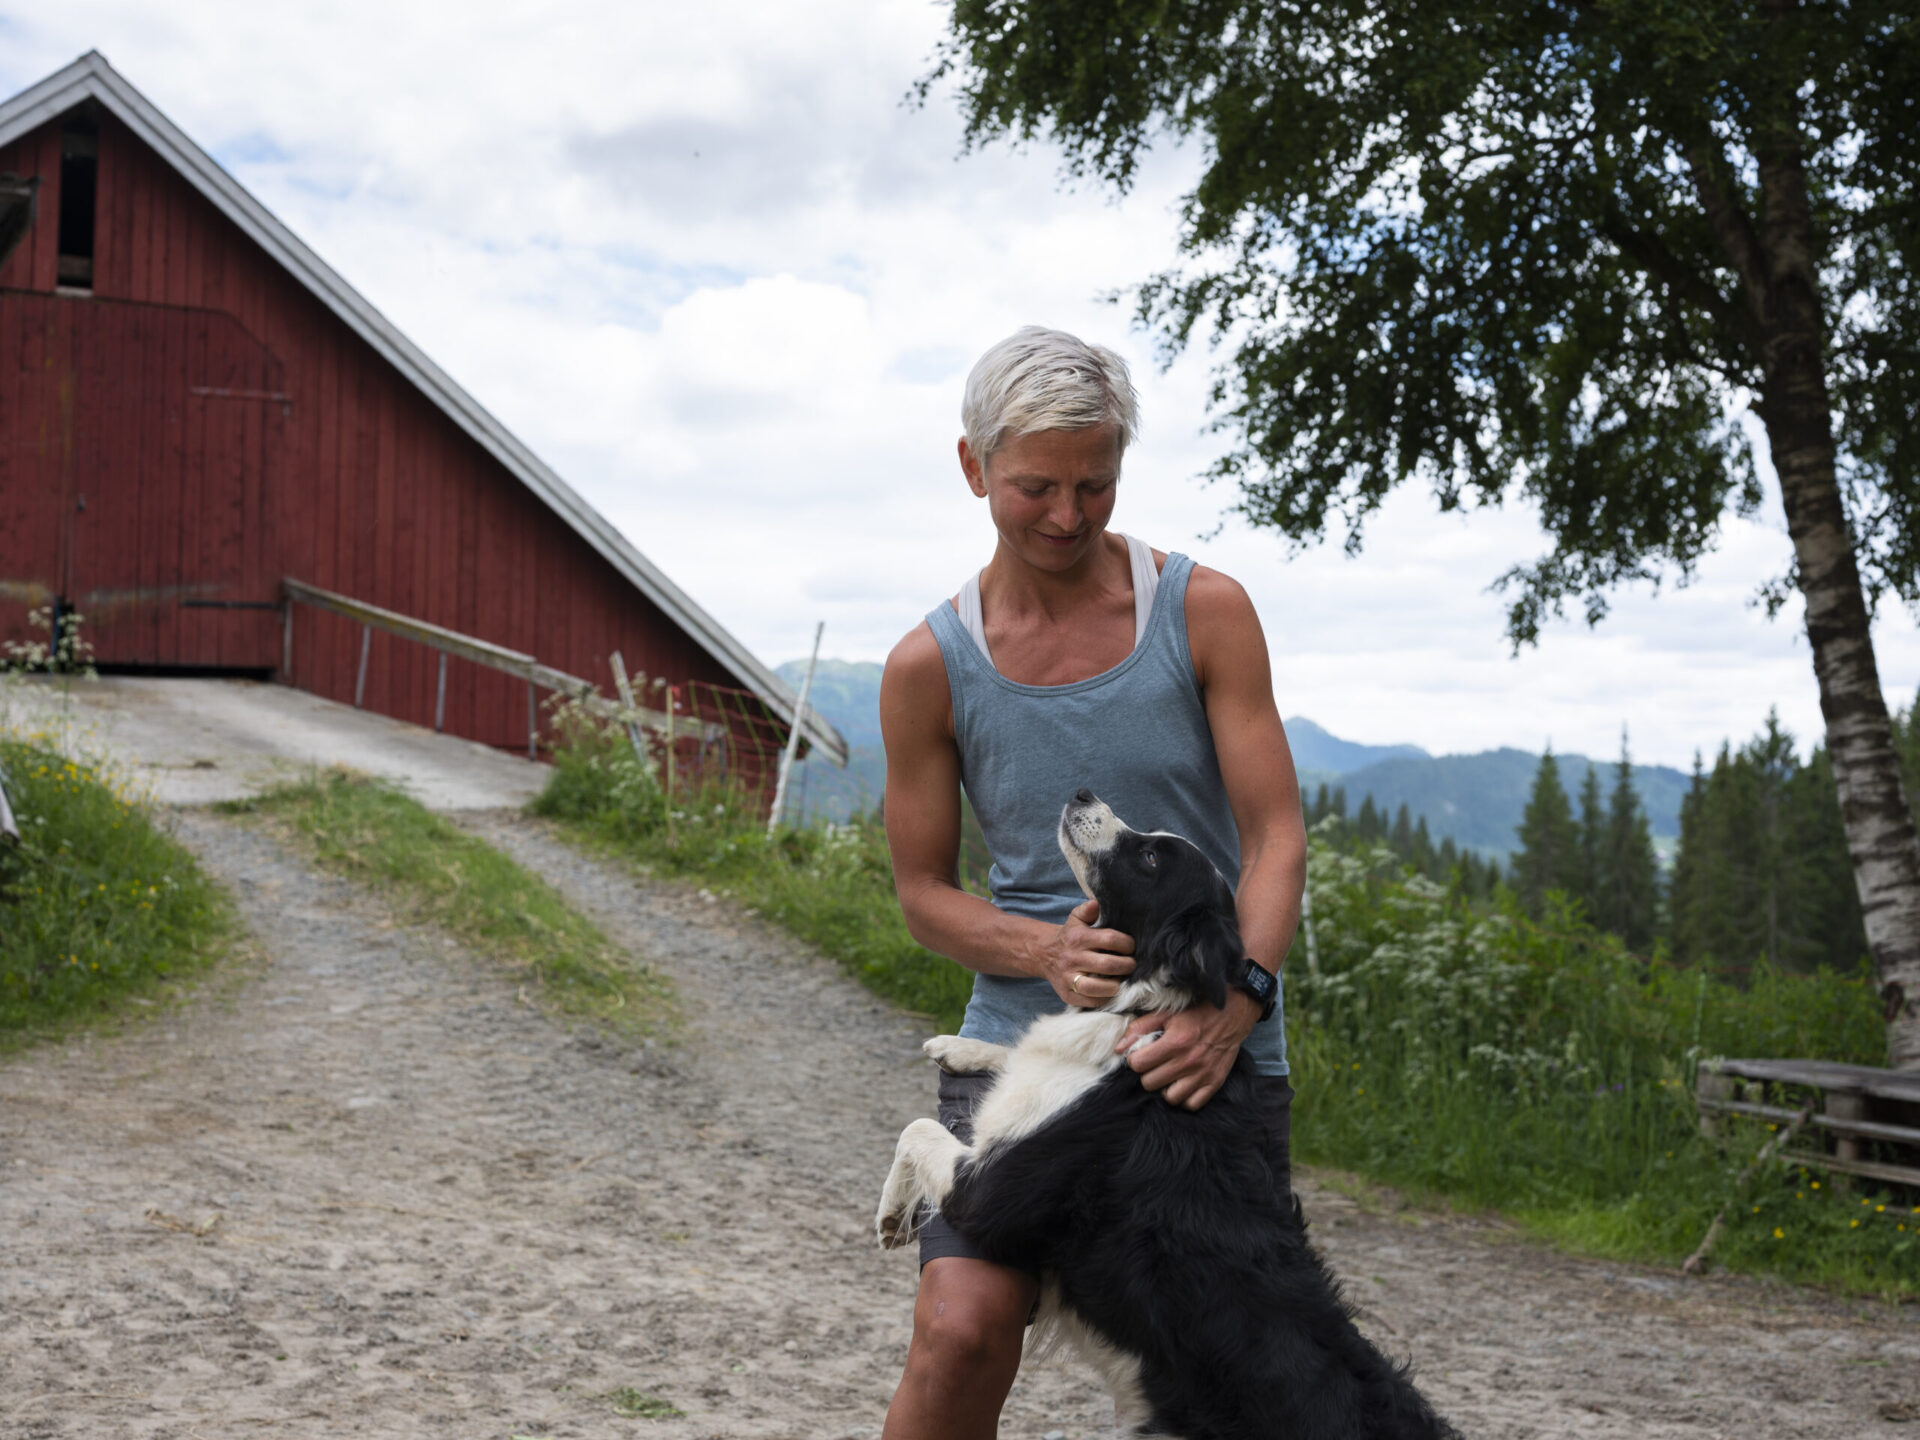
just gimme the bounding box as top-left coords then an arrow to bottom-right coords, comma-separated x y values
2,806 -> 1917,1438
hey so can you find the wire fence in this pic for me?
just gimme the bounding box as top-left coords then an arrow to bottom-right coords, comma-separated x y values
617,671 -> 795,821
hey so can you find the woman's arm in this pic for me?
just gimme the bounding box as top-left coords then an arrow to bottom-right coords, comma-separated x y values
1117,567 -> 1307,1108
880,622 -> 1136,1006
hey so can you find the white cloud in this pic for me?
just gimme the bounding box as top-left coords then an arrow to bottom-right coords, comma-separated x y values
4,2 -> 1915,770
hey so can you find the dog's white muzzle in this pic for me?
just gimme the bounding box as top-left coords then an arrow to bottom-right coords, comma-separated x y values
1058,790 -> 1132,902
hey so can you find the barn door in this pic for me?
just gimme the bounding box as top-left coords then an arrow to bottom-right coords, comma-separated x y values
0,290 -> 288,669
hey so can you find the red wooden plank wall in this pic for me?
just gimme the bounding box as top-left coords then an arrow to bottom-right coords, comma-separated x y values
0,108 -> 742,754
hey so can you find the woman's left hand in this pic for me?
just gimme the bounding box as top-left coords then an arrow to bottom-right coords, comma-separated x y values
1115,992 -> 1260,1110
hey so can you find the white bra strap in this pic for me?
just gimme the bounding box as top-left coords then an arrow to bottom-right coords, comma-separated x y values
1124,533 -> 1159,648
959,570 -> 992,663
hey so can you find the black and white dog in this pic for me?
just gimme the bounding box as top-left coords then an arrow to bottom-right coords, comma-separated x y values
876,791 -> 1459,1440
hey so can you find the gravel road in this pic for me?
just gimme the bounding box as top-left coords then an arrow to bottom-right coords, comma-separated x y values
2,807 -> 1916,1439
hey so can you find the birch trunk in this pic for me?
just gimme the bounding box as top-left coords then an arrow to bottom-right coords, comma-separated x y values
1745,99 -> 1920,1068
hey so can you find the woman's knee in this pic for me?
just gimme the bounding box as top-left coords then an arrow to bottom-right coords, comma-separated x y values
910,1261 -> 1031,1375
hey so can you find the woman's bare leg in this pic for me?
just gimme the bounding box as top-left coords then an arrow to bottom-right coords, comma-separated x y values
883,1256 -> 1037,1440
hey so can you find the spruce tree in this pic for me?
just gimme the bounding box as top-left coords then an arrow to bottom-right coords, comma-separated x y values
1514,749 -> 1581,921
1412,816 -> 1437,878
1391,803 -> 1414,857
1597,733 -> 1659,951
1357,795 -> 1381,843
1669,754 -> 1708,960
1575,763 -> 1605,921
1669,716 -> 1872,973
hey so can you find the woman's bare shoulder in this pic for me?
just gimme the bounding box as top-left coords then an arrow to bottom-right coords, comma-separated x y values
881,622 -> 953,726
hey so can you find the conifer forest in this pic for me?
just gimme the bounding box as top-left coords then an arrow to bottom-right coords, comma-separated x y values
1309,688 -> 1920,978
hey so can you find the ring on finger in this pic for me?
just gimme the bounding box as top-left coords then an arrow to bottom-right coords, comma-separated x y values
1070,972 -> 1085,995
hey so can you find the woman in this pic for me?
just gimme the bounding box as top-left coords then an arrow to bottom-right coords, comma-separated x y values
878,326 -> 1305,1438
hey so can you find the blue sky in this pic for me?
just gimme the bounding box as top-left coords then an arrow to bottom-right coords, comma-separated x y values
8,2 -> 1918,768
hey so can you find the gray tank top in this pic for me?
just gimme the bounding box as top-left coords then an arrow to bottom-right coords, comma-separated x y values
924,548 -> 1288,1075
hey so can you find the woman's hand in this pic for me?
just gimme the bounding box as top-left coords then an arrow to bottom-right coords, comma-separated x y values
1034,899 -> 1136,1007
1115,992 -> 1260,1108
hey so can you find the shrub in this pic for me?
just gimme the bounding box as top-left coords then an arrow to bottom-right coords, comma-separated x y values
1289,834 -> 1910,1294
0,735 -> 228,1038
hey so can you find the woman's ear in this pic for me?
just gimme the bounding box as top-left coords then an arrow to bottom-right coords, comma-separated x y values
958,436 -> 989,498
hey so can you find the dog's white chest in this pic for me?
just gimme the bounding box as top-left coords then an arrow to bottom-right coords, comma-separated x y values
969,1011 -> 1133,1151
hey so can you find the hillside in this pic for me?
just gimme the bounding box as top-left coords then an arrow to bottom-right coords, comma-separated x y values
775,659 -> 1690,856
1284,717 -> 1428,773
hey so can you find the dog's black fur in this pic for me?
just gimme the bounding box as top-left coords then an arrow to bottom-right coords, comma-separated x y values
936,801 -> 1460,1440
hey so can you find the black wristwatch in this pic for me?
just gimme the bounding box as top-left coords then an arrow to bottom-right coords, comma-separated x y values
1233,959 -> 1278,1023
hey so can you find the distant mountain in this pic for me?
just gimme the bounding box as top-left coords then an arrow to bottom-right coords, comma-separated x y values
772,665 -> 1691,860
1302,748 -> 1692,861
776,659 -> 885,823
1284,717 -> 1428,774
776,659 -> 883,749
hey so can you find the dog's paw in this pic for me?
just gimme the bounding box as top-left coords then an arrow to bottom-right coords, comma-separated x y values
923,1035 -> 1009,1075
875,1197 -> 920,1250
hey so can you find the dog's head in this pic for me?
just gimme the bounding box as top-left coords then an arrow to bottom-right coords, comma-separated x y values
1057,789 -> 1242,1011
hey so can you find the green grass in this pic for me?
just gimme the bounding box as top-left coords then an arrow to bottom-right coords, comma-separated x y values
227,769 -> 675,1038
534,716 -> 1917,1298
532,717 -> 972,1027
604,1386 -> 685,1419
1287,840 -> 1913,1297
0,733 -> 232,1047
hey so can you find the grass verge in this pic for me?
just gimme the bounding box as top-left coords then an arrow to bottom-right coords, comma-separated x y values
533,712 -> 970,1027
226,769 -> 675,1039
534,715 -> 1917,1298
0,733 -> 233,1049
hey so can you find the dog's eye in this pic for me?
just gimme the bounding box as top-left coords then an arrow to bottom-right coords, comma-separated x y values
1142,848 -> 1157,869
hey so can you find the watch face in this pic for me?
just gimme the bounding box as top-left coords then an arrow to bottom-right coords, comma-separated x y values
1242,962 -> 1273,998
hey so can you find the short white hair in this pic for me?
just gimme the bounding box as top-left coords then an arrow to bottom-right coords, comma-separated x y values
961,326 -> 1140,467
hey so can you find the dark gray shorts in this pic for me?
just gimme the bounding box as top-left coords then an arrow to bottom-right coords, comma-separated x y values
916,1066 -> 1296,1270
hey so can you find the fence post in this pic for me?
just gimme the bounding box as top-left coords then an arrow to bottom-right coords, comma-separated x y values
281,601 -> 293,684
768,621 -> 824,838
354,624 -> 371,708
1828,1089 -> 1869,1167
664,683 -> 677,848
1696,1064 -> 1731,1142
435,652 -> 448,732
608,652 -> 651,771
527,677 -> 538,761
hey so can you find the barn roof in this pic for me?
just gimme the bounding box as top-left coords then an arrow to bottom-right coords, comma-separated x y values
0,52 -> 847,766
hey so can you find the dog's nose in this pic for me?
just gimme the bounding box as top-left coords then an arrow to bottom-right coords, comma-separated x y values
1072,788 -> 1096,806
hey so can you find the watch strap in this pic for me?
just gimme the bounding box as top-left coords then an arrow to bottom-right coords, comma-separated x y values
1234,959 -> 1278,1023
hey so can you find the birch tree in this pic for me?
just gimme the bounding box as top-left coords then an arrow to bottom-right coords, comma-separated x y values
928,1 -> 1920,1063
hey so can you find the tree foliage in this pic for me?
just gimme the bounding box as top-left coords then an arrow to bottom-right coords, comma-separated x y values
929,0 -> 1920,637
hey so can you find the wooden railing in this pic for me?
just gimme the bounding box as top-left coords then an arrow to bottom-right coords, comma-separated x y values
281,577 -> 702,758
1697,1058 -> 1920,1188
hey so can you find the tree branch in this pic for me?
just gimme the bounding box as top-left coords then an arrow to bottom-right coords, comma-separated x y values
1599,214 -> 1761,366
1685,139 -> 1772,329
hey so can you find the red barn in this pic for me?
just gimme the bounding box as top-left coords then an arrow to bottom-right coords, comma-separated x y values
0,52 -> 845,772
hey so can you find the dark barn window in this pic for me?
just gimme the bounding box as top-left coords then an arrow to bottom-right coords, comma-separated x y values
56,114 -> 97,290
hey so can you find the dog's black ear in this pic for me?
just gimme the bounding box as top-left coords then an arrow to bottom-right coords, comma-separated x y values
1145,903 -> 1241,1010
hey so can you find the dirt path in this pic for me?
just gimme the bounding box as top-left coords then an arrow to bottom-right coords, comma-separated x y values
2,808 -> 1916,1439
